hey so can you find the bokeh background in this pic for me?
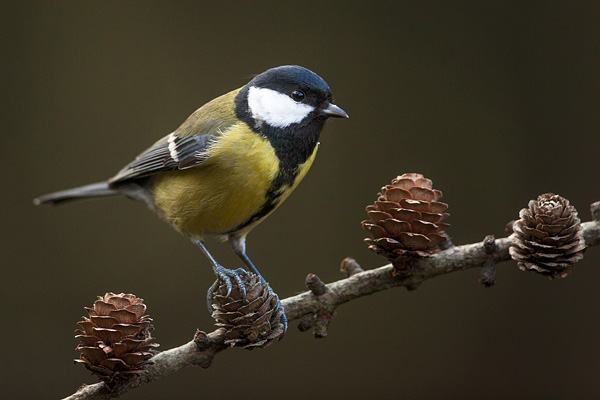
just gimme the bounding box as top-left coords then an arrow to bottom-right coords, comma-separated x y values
2,1 -> 600,399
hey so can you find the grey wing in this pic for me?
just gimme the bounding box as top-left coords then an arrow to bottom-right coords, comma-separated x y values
109,132 -> 213,184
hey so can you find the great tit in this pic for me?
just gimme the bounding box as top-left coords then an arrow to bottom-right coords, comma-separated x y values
35,65 -> 348,330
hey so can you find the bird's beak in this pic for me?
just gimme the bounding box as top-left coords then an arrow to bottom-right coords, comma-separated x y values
321,102 -> 349,119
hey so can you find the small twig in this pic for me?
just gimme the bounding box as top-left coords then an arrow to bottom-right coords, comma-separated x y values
303,273 -> 335,338
479,260 -> 497,287
479,235 -> 497,287
305,273 -> 328,296
591,201 -> 600,223
483,235 -> 498,254
583,203 -> 600,246
297,314 -> 317,332
340,257 -> 364,277
312,308 -> 334,339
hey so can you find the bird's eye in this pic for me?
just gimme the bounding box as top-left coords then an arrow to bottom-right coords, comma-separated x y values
291,90 -> 305,102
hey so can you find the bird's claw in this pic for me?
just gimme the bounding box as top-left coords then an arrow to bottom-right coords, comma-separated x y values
262,283 -> 287,334
220,267 -> 248,297
206,280 -> 220,313
206,265 -> 249,312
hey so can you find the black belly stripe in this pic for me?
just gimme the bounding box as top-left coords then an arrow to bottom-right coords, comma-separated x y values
226,168 -> 294,234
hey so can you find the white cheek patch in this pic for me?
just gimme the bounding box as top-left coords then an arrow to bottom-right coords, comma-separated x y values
247,86 -> 315,128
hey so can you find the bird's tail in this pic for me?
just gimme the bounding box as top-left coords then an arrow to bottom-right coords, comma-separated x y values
33,181 -> 121,206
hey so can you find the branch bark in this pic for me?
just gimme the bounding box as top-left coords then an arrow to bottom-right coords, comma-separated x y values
63,217 -> 600,400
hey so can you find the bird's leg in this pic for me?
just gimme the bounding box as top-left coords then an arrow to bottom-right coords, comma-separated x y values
190,237 -> 248,312
229,236 -> 288,332
229,237 -> 266,283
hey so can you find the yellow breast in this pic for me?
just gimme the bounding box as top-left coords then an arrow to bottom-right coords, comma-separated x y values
150,124 -> 296,237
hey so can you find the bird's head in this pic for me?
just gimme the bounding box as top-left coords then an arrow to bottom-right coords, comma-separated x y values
236,65 -> 348,131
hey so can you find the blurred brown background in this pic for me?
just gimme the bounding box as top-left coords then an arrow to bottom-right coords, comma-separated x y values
2,1 -> 600,399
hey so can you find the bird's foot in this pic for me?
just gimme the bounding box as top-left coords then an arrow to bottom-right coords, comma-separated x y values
206,265 -> 248,312
261,283 -> 287,334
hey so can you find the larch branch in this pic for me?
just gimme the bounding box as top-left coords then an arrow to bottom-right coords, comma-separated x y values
63,214 -> 600,400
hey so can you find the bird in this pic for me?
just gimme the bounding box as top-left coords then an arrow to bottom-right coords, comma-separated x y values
34,65 -> 348,330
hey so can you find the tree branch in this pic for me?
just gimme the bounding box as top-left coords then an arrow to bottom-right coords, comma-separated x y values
63,214 -> 600,400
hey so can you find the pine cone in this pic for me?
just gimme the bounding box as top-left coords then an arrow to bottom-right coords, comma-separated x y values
75,293 -> 158,383
509,193 -> 585,279
211,273 -> 285,349
362,173 -> 449,274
